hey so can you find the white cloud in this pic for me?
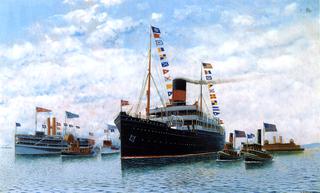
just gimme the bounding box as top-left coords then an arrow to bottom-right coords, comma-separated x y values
0,42 -> 34,60
151,13 -> 163,22
232,14 -> 255,26
173,5 -> 201,20
100,0 -> 123,7
284,3 -> 298,16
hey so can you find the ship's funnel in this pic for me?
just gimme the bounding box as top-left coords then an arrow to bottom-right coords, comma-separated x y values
47,117 -> 51,136
257,129 -> 262,144
273,136 -> 277,144
172,79 -> 186,106
52,117 -> 56,136
279,136 -> 283,143
229,133 -> 234,144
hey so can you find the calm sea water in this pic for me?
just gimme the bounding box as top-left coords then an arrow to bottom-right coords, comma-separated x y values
0,148 -> 319,193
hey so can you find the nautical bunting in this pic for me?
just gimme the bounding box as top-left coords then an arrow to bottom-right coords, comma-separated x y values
151,26 -> 173,100
202,62 -> 220,117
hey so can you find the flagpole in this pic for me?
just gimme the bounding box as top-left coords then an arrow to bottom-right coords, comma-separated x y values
233,130 -> 236,149
200,64 -> 203,116
35,109 -> 37,133
146,26 -> 152,119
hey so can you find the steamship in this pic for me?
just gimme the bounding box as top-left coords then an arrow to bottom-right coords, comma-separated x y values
115,26 -> 225,159
15,117 -> 67,155
15,114 -> 92,155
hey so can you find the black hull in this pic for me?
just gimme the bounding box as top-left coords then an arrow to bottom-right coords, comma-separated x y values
217,151 -> 241,161
115,112 -> 225,159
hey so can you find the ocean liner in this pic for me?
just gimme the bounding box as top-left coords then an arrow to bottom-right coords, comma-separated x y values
115,26 -> 225,159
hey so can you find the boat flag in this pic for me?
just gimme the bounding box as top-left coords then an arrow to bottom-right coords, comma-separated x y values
202,62 -> 220,117
121,100 -> 129,106
42,124 -> 46,128
163,69 -> 169,74
153,33 -> 160,38
36,107 -> 51,113
157,47 -> 165,52
235,130 -> 246,138
203,63 -> 213,69
155,40 -> 163,46
15,122 -> 21,127
263,123 -> 277,132
89,132 -> 94,136
65,111 -> 79,119
56,122 -> 61,126
151,26 -> 173,101
151,26 -> 161,33
247,133 -> 255,138
69,124 -> 73,127
76,126 -> 80,129
63,123 -> 68,126
108,124 -> 117,132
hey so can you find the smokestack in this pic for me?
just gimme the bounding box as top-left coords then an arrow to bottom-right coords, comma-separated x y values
229,133 -> 234,144
257,129 -> 262,144
52,117 -> 56,135
47,117 -> 51,136
279,136 -> 283,144
172,79 -> 186,106
273,136 -> 277,144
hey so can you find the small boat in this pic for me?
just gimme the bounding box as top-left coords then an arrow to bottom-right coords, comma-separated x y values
61,134 -> 96,157
241,143 -> 273,163
101,139 -> 120,155
217,133 -> 241,161
100,125 -> 120,155
217,143 -> 241,161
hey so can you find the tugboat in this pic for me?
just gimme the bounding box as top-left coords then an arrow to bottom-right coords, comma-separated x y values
115,26 -> 225,160
241,129 -> 272,163
61,134 -> 96,157
217,133 -> 241,161
101,125 -> 120,155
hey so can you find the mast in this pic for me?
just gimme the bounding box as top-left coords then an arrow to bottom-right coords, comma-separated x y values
146,26 -> 152,118
199,65 -> 203,115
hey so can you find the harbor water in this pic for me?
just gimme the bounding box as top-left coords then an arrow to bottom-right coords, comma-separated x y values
0,147 -> 319,193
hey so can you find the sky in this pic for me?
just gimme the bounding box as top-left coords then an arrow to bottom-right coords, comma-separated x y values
0,0 -> 319,145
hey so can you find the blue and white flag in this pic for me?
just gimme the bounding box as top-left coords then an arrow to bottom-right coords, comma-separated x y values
264,123 -> 277,132
247,133 -> 255,139
15,122 -> 21,127
235,130 -> 246,138
108,124 -> 117,132
151,26 -> 161,33
65,111 -> 79,119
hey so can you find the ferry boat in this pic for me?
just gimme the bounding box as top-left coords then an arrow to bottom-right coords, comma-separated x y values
115,26 -> 225,160
217,133 -> 241,161
262,123 -> 304,152
15,114 -> 68,155
15,131 -> 67,155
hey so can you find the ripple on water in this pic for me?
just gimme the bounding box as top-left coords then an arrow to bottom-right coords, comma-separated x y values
0,149 -> 320,192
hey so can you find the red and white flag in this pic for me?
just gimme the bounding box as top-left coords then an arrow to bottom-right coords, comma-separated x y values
121,100 -> 129,106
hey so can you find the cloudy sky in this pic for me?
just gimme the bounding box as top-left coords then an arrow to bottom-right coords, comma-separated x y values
0,0 -> 319,145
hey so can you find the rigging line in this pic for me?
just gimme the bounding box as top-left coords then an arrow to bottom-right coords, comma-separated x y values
150,74 -> 166,107
135,73 -> 148,115
202,94 -> 211,119
153,53 -> 169,103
